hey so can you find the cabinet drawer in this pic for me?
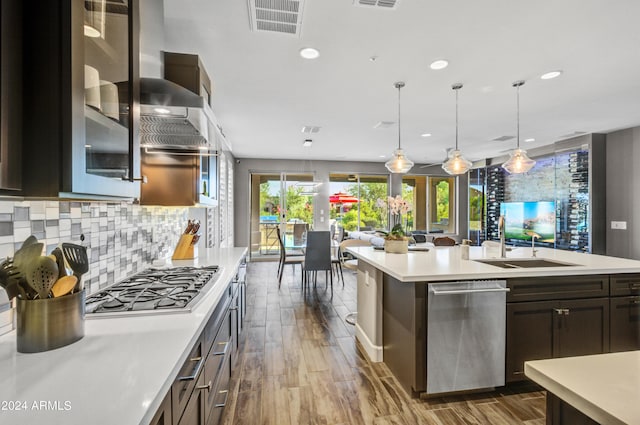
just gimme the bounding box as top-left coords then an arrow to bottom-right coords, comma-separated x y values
206,354 -> 232,425
203,282 -> 232,354
204,312 -> 232,420
172,337 -> 205,425
507,275 -> 609,302
610,274 -> 640,296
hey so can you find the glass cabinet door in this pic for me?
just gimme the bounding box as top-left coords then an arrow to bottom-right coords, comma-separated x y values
84,0 -> 130,179
69,0 -> 139,198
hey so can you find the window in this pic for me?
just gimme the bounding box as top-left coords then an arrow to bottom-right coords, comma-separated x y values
402,175 -> 457,234
329,174 -> 388,231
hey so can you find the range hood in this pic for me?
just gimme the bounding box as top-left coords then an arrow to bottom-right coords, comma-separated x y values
139,78 -> 218,151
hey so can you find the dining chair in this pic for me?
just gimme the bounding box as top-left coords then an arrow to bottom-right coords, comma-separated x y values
303,231 -> 333,291
276,226 -> 304,288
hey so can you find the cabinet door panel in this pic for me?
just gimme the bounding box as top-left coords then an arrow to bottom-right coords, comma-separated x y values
556,298 -> 609,358
610,296 -> 640,352
178,372 -> 206,425
506,301 -> 556,382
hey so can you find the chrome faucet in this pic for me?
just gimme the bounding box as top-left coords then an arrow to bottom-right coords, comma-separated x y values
498,215 -> 506,258
529,232 -> 541,257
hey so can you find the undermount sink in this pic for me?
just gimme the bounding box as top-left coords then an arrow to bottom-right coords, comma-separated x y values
473,258 -> 578,269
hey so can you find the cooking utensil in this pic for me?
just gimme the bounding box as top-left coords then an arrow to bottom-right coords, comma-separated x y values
51,275 -> 78,298
26,256 -> 59,299
190,220 -> 200,234
20,235 -> 39,249
0,258 -> 25,300
13,242 -> 44,271
184,219 -> 193,234
61,243 -> 89,290
51,247 -> 70,279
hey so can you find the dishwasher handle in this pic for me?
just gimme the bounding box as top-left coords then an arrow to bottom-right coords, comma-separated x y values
430,286 -> 511,296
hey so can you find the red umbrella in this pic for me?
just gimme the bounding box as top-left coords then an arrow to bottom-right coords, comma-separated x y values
329,192 -> 359,204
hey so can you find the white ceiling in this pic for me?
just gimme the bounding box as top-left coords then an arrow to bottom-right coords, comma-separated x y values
161,0 -> 640,165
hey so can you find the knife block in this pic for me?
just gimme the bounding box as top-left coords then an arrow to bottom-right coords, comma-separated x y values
172,234 -> 196,260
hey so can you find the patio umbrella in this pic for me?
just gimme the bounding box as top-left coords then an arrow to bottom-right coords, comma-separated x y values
329,192 -> 359,204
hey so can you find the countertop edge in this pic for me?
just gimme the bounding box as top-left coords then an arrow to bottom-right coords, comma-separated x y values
524,360 -> 625,425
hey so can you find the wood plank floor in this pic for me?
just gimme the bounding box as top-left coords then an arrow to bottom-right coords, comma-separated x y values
221,261 -> 547,425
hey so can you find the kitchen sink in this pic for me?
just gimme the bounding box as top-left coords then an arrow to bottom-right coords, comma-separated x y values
473,258 -> 578,268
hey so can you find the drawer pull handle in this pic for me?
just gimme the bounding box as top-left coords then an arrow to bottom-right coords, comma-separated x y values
554,308 -> 563,315
196,381 -> 212,392
230,306 -> 239,311
631,300 -> 640,305
213,341 -> 229,356
553,308 -> 570,315
630,283 -> 640,289
513,371 -> 524,375
215,390 -> 230,408
178,356 -> 204,381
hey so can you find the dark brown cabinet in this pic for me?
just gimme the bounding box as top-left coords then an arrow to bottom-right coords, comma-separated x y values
506,276 -> 610,382
22,0 -> 140,198
149,391 -> 172,425
610,296 -> 640,351
154,261 -> 248,425
0,0 -> 23,192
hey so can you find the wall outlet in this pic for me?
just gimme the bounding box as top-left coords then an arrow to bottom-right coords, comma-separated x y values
611,221 -> 627,230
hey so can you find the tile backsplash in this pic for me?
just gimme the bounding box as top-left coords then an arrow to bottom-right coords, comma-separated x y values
0,200 -> 190,295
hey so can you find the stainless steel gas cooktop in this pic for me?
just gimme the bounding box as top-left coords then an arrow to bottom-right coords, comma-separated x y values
85,265 -> 221,318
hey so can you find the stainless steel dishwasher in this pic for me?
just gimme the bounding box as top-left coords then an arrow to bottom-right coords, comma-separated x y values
427,280 -> 509,394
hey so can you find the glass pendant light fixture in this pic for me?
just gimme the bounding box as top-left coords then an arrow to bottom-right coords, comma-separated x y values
385,82 -> 414,174
442,83 -> 472,175
502,80 -> 536,174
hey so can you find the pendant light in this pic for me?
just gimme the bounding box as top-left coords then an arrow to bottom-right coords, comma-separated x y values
502,80 -> 536,174
385,82 -> 414,174
442,83 -> 472,175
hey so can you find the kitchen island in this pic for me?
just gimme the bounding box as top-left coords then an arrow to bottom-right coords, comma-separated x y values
345,245 -> 640,397
0,247 -> 247,425
525,351 -> 640,425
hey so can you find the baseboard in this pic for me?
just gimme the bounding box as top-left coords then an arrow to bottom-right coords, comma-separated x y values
355,323 -> 383,362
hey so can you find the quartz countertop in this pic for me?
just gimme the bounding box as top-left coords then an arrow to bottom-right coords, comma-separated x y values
345,245 -> 640,282
0,247 -> 247,425
525,351 -> 640,425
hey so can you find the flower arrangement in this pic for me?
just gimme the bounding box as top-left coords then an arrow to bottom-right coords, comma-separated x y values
377,195 -> 412,240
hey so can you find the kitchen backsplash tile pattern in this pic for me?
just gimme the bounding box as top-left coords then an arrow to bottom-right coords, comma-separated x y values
0,200 -> 191,295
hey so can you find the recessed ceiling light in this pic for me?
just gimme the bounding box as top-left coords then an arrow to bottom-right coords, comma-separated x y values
302,139 -> 313,147
379,154 -> 386,158
525,138 -> 535,143
299,47 -> 320,59
154,107 -> 171,114
421,133 -> 432,137
430,59 -> 449,70
541,70 -> 563,80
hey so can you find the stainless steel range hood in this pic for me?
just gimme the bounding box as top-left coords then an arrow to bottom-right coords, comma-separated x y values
139,78 -> 217,151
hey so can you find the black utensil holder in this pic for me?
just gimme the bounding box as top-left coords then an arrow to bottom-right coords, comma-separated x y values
16,290 -> 85,353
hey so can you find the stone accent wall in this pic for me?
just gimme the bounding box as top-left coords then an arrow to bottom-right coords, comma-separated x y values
0,200 -> 190,294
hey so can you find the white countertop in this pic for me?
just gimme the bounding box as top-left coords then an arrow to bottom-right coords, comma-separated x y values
345,245 -> 640,282
0,247 -> 247,425
525,351 -> 640,425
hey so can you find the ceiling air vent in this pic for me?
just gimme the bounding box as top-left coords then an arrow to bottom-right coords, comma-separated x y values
301,125 -> 321,133
354,0 -> 400,10
248,0 -> 306,37
492,135 -> 515,142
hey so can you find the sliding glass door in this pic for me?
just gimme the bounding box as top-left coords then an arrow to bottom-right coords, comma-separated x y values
249,172 -> 315,259
328,174 -> 388,232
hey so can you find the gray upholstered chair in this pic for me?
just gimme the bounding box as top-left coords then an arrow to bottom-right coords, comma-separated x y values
303,231 -> 333,291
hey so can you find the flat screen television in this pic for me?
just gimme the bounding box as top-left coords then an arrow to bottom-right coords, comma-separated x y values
499,201 -> 556,243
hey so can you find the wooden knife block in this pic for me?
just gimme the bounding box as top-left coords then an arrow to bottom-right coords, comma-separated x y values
172,234 -> 196,260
